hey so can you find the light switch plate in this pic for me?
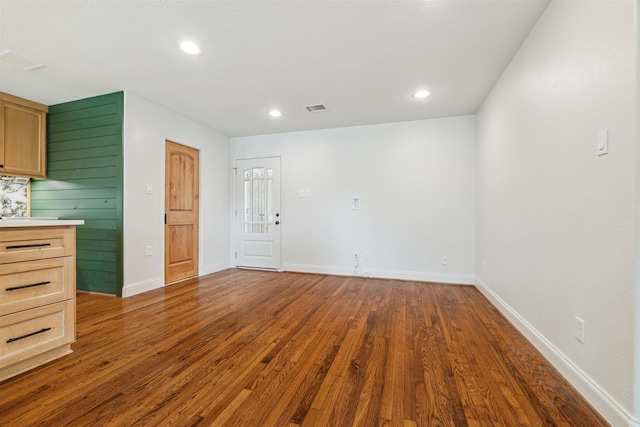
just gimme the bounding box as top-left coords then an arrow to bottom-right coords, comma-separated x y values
350,197 -> 360,210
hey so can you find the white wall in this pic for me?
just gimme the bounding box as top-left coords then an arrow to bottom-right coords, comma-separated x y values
122,93 -> 231,296
476,1 -> 637,425
635,1 -> 640,420
232,116 -> 476,283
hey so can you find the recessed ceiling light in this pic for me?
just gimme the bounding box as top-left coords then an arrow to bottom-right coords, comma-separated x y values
268,109 -> 282,118
413,90 -> 431,99
180,41 -> 201,55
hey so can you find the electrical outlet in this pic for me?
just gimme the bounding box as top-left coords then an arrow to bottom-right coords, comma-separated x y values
441,256 -> 448,266
354,252 -> 359,260
482,261 -> 486,273
364,251 -> 370,261
146,245 -> 152,257
574,316 -> 585,344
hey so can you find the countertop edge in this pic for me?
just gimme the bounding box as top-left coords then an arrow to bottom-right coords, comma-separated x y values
0,220 -> 85,228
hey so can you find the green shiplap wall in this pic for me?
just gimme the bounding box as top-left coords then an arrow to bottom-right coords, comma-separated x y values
31,92 -> 124,296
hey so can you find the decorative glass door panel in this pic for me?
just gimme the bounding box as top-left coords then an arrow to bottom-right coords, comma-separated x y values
236,157 -> 281,270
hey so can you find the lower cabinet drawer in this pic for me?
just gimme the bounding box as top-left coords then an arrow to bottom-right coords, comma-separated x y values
0,300 -> 75,368
0,257 -> 74,316
0,226 -> 74,264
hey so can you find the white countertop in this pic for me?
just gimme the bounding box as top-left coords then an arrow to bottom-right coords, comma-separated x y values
0,218 -> 84,228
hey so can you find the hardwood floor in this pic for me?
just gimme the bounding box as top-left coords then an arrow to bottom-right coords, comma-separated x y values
0,269 -> 608,426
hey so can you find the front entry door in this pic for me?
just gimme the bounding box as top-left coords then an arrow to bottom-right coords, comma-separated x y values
165,140 -> 199,284
236,157 -> 281,270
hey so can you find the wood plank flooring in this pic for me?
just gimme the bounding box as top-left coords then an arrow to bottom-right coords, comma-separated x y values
0,269 -> 608,426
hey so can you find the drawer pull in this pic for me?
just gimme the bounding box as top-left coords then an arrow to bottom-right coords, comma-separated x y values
6,327 -> 52,344
6,243 -> 52,250
6,281 -> 51,292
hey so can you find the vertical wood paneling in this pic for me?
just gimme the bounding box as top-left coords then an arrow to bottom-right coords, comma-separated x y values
31,92 -> 123,295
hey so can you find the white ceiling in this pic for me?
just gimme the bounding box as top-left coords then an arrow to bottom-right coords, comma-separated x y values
0,0 -> 550,137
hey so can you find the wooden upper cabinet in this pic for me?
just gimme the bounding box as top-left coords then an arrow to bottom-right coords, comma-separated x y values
0,92 -> 48,179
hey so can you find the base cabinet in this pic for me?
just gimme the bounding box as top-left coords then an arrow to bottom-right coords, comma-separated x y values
0,225 -> 76,382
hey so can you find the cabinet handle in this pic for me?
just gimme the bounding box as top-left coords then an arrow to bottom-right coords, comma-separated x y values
6,243 -> 51,250
6,327 -> 51,344
6,281 -> 51,292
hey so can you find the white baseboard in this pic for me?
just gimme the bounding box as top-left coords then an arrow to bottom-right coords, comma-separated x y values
283,263 -> 474,285
122,277 -> 163,298
474,278 -> 638,427
282,263 -> 351,277
202,261 -> 233,276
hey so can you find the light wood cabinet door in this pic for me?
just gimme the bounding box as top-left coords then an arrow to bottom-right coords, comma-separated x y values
0,93 -> 48,179
0,300 -> 74,369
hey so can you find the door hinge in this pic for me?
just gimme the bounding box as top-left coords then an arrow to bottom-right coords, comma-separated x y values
234,251 -> 237,259
164,213 -> 167,224
233,167 -> 237,175
234,209 -> 237,217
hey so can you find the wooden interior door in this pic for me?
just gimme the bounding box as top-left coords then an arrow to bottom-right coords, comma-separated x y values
165,140 -> 199,284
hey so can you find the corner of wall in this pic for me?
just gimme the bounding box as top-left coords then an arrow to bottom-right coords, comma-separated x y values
633,0 -> 640,422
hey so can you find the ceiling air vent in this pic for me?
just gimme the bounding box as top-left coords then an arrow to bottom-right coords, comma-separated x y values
304,104 -> 328,113
0,50 -> 45,71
